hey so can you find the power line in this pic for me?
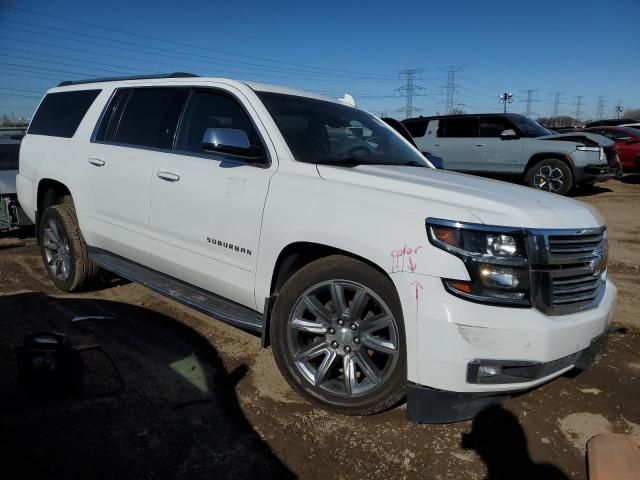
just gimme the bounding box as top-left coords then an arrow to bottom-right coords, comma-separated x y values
0,13 -> 396,80
595,96 -> 606,120
522,89 -> 538,117
396,69 -> 425,119
550,91 -> 566,125
574,96 -> 586,123
441,66 -> 464,114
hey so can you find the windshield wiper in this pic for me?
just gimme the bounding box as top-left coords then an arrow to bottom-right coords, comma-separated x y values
397,160 -> 427,167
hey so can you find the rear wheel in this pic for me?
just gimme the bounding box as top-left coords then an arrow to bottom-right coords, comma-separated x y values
39,204 -> 98,292
271,255 -> 406,415
526,158 -> 573,195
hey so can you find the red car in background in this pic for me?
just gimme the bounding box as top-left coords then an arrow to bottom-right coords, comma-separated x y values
584,126 -> 640,173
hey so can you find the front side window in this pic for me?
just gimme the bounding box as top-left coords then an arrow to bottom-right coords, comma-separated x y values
437,117 -> 479,138
479,116 -> 513,137
29,89 -> 101,138
175,91 -> 261,154
509,116 -> 551,137
257,92 -> 428,167
111,87 -> 187,149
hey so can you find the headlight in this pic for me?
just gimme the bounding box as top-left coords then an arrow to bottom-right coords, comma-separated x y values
426,219 -> 531,306
576,145 -> 600,152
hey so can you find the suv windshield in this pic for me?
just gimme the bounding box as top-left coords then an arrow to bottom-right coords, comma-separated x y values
510,116 -> 552,137
257,92 -> 429,167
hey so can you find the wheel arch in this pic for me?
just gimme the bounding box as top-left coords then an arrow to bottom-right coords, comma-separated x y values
36,178 -> 74,240
524,153 -> 574,177
269,241 -> 393,297
262,241 -> 398,348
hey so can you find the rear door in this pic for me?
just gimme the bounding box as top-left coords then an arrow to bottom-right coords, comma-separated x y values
83,86 -> 187,265
148,86 -> 276,309
432,117 -> 480,171
477,116 -> 524,173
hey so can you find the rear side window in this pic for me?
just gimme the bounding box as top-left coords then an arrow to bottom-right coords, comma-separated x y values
28,90 -> 100,138
403,119 -> 429,137
437,117 -> 479,138
97,87 -> 187,149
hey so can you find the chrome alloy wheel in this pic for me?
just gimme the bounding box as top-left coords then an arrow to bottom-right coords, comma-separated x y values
533,164 -> 565,192
42,218 -> 71,281
287,280 -> 400,398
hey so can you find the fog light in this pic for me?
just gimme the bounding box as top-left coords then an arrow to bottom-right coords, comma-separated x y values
479,265 -> 518,288
478,365 -> 502,377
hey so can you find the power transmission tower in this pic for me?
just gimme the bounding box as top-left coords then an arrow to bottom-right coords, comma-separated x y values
522,89 -> 537,117
574,96 -> 586,124
441,66 -> 464,114
595,96 -> 606,120
615,100 -> 624,119
551,91 -> 566,126
499,92 -> 514,113
396,69 -> 424,119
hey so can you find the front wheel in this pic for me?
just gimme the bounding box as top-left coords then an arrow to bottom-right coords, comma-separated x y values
525,158 -> 574,195
271,255 -> 407,415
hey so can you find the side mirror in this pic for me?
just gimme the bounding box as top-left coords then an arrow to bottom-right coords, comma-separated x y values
500,129 -> 519,140
202,128 -> 263,160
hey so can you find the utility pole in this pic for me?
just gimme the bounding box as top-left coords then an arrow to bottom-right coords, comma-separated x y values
522,89 -> 537,117
499,92 -> 514,113
551,91 -> 566,127
396,69 -> 424,119
595,96 -> 606,120
615,100 -> 624,119
574,96 -> 585,124
441,66 -> 464,114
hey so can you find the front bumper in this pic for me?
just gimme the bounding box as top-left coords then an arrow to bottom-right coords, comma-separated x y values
407,332 -> 608,423
392,272 -> 617,422
576,164 -> 620,184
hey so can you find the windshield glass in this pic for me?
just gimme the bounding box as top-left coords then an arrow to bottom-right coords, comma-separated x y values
257,92 -> 430,167
510,116 -> 552,137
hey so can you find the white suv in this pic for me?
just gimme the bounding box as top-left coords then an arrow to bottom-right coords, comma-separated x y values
17,73 -> 617,423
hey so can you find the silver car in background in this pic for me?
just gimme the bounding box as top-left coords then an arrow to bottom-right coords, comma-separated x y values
403,113 -> 620,195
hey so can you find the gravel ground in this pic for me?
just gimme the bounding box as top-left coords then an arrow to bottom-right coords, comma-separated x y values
1,177 -> 639,479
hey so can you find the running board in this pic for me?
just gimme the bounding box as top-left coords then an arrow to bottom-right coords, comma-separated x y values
89,248 -> 263,333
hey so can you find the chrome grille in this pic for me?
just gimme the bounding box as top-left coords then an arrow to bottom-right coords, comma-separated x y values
548,231 -> 604,255
528,227 -> 607,315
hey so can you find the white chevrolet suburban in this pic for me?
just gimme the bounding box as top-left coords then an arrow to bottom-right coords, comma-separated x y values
17,73 -> 617,423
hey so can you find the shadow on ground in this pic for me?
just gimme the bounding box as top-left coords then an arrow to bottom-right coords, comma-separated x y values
0,292 -> 294,480
461,405 -> 569,480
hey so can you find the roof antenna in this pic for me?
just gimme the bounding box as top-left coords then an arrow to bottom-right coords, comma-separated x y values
338,94 -> 356,107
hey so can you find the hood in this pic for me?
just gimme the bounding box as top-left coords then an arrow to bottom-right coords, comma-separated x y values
538,132 -> 614,147
317,165 -> 604,229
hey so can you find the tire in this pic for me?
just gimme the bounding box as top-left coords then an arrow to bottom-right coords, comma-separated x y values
39,204 -> 98,292
525,158 -> 574,195
270,255 -> 407,415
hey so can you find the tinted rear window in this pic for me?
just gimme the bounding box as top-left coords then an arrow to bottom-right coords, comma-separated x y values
112,87 -> 187,149
403,119 -> 429,137
28,90 -> 101,138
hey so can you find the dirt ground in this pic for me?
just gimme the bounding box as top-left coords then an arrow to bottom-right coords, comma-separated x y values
1,177 -> 639,480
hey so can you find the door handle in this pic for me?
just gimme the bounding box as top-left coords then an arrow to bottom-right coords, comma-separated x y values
157,171 -> 180,182
476,143 -> 487,147
434,143 -> 442,147
88,157 -> 105,167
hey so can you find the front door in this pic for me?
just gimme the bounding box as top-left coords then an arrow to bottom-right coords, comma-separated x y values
476,116 -> 524,174
148,87 -> 276,309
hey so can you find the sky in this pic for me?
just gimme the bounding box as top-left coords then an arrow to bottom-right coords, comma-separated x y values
1,0 -> 639,121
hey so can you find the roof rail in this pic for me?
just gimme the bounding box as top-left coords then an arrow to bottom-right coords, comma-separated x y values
57,72 -> 199,87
